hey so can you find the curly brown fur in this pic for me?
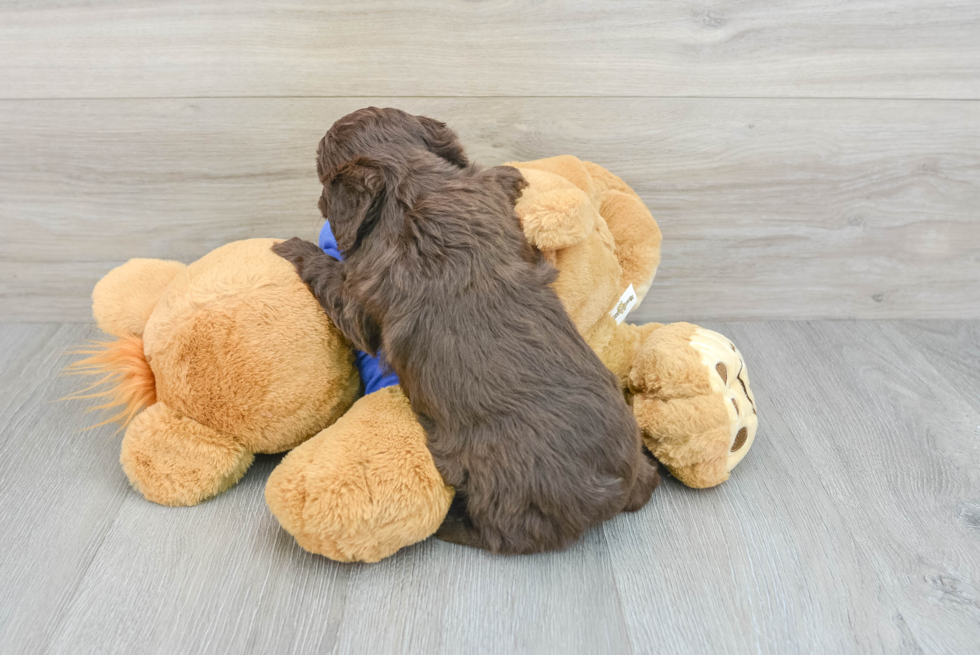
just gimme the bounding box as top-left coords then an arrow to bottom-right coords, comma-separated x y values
274,107 -> 658,554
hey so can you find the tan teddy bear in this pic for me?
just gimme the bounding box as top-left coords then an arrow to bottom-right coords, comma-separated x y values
75,156 -> 757,563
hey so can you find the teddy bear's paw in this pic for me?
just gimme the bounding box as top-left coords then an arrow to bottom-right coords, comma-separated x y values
120,402 -> 254,506
688,327 -> 758,471
629,323 -> 758,488
92,258 -> 186,338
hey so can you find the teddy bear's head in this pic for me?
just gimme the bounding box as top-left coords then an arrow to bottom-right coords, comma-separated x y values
80,239 -> 360,505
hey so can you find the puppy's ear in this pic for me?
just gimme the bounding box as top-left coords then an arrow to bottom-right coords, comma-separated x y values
332,156 -> 385,196
324,157 -> 387,252
417,115 -> 469,168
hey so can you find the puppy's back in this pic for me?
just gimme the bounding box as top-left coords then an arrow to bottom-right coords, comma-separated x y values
413,258 -> 652,554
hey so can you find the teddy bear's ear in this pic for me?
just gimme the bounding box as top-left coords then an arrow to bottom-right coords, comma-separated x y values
92,258 -> 186,337
514,168 -> 599,252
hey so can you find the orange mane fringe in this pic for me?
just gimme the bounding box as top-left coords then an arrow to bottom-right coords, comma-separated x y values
63,334 -> 157,430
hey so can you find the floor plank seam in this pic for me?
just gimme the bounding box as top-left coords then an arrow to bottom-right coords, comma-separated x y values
40,496 -> 128,655
598,522 -> 637,655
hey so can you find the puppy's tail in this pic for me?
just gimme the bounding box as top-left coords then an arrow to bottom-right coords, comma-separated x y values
62,335 -> 156,430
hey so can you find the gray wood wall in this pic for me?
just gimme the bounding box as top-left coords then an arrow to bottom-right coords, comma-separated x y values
1,1 -> 978,322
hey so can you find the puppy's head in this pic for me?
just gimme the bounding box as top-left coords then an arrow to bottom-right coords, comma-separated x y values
316,108 -> 468,253
316,108 -> 467,180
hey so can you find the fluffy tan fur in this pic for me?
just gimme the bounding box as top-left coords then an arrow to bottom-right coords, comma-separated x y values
122,401 -> 254,506
92,258 -> 186,338
266,386 -> 453,562
629,322 -> 732,487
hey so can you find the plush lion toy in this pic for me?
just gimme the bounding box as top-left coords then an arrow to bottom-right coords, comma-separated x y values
74,155 -> 757,562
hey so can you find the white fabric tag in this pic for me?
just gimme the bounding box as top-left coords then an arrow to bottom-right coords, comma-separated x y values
610,283 -> 638,324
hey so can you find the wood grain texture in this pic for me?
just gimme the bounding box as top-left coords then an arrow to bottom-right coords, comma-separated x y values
2,97 -> 978,322
710,320 -> 980,653
44,458 -> 353,655
1,1 -> 978,99
885,321 -> 980,414
0,324 -> 131,654
2,321 -> 979,654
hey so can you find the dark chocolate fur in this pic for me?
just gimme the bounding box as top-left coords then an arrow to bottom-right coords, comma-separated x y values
274,107 -> 658,554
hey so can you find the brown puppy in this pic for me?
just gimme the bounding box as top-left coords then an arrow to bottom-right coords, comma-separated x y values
274,107 -> 658,554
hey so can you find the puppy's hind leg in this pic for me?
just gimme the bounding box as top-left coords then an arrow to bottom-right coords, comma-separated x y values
434,493 -> 486,549
435,515 -> 488,550
623,454 -> 660,512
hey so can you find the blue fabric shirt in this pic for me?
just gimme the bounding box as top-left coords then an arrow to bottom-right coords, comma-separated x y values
318,221 -> 401,394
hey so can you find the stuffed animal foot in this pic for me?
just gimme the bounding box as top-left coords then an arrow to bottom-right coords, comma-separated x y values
120,401 -> 254,506
265,386 -> 453,563
629,323 -> 758,488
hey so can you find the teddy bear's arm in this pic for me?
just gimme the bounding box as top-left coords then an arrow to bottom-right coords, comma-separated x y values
273,238 -> 381,354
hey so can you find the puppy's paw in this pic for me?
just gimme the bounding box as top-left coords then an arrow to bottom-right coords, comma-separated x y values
272,237 -> 325,273
487,165 -> 528,205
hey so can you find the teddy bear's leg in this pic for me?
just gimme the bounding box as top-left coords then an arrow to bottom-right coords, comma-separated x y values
92,258 -> 186,338
265,386 -> 453,563
586,317 -> 663,388
629,323 -> 758,488
120,401 -> 254,506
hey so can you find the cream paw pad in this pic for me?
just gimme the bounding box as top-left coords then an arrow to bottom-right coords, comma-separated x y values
689,327 -> 758,472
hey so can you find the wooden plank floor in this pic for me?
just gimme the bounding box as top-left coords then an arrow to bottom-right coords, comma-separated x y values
1,321 -> 978,654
